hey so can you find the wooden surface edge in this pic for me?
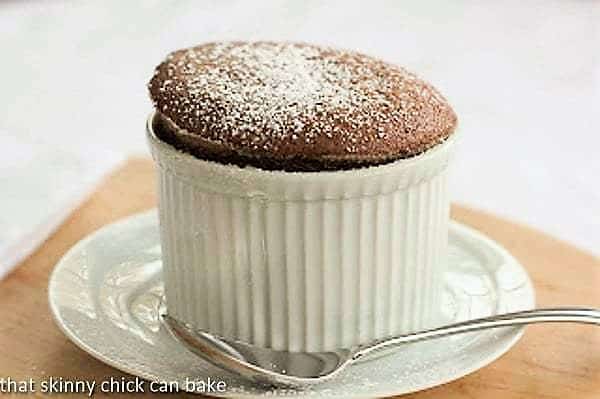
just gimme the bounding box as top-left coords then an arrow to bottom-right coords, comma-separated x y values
0,157 -> 598,398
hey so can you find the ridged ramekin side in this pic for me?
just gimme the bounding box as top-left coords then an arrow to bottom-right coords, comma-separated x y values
149,114 -> 455,351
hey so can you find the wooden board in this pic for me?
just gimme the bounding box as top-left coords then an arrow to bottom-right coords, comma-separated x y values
0,158 -> 598,398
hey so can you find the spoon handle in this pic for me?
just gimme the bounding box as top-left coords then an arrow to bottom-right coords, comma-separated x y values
353,307 -> 600,361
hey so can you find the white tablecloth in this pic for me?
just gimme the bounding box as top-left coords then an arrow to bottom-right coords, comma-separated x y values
0,0 -> 598,277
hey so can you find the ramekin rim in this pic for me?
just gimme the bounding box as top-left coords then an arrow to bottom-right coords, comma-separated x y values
146,111 -> 458,182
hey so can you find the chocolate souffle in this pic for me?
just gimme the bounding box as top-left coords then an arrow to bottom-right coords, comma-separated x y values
149,42 -> 457,172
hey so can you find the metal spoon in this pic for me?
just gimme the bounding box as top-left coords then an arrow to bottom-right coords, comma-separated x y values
164,307 -> 600,387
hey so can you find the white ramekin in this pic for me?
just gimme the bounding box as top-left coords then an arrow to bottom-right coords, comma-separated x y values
147,113 -> 457,352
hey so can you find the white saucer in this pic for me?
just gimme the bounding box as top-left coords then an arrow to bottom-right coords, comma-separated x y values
49,211 -> 535,398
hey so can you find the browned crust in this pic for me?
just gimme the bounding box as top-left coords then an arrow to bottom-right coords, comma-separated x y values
148,41 -> 457,171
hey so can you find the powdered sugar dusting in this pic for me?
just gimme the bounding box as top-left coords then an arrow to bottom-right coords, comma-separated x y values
149,42 -> 456,168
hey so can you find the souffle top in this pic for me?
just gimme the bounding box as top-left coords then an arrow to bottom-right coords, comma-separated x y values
148,41 -> 457,172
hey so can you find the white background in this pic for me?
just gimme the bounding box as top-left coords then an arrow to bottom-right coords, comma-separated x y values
0,0 -> 598,275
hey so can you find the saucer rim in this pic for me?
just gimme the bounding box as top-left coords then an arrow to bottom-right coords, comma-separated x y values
48,210 -> 536,398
